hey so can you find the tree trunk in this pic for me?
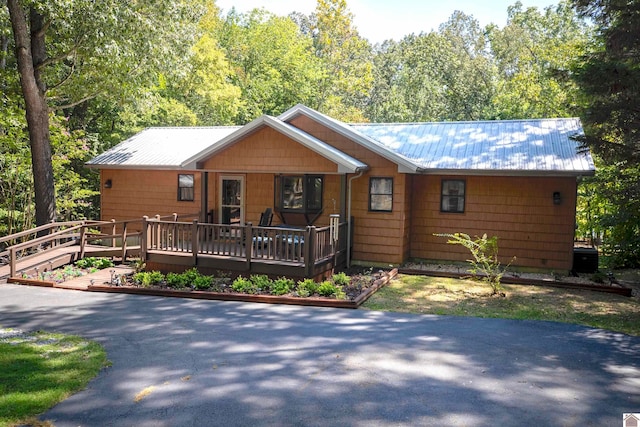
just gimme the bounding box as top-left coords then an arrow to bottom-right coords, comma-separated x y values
7,0 -> 57,228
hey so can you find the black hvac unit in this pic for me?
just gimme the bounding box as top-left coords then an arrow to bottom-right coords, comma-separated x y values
573,247 -> 599,273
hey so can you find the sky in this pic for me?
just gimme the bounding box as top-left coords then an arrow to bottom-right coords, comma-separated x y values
215,0 -> 558,44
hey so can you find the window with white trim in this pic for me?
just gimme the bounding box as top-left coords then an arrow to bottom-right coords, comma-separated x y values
178,174 -> 194,201
369,177 -> 393,212
441,179 -> 465,213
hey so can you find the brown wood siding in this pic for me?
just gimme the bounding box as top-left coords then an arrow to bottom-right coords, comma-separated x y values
201,126 -> 339,173
289,115 -> 410,264
410,175 -> 578,270
100,169 -> 202,227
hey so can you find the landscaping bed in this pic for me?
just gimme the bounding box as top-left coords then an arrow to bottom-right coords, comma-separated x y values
87,267 -> 398,309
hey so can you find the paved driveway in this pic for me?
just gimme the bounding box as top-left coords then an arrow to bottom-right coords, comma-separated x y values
1,284 -> 639,426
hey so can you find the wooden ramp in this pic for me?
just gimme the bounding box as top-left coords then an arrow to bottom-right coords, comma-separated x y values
0,245 -> 139,283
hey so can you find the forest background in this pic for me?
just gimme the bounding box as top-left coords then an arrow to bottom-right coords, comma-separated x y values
1,0 -> 638,268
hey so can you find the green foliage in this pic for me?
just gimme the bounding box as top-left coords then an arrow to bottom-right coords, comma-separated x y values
75,257 -> 114,270
270,277 -> 295,296
317,280 -> 346,299
133,271 -> 165,288
571,0 -> 640,267
192,274 -> 213,291
232,276 -> 258,294
435,233 -> 514,295
166,272 -> 189,289
296,278 -> 319,297
332,272 -> 350,286
249,274 -> 273,291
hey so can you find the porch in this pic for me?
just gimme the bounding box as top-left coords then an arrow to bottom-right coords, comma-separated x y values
142,217 -> 350,279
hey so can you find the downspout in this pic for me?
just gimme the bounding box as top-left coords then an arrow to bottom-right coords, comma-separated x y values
347,170 -> 365,268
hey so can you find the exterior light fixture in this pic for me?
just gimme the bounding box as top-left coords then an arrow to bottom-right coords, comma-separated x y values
553,191 -> 561,205
104,179 -> 112,189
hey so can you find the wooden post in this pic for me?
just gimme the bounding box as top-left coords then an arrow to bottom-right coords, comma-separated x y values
121,221 -> 128,262
192,219 -> 199,266
9,246 -> 16,278
305,226 -> 316,277
111,219 -> 116,248
155,214 -> 161,249
141,216 -> 148,261
245,222 -> 253,270
79,221 -> 86,259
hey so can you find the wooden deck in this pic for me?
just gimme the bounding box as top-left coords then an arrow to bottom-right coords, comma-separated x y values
1,217 -> 349,282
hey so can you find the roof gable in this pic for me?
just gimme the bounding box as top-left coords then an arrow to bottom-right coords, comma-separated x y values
279,104 -> 420,173
181,115 -> 367,174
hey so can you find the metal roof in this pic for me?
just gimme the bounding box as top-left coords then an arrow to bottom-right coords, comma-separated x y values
351,118 -> 595,175
87,107 -> 595,176
86,127 -> 240,169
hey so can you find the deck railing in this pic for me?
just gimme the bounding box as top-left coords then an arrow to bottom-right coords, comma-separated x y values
142,217 -> 349,274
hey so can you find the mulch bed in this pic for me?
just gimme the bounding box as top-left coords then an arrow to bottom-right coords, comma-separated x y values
87,268 -> 398,309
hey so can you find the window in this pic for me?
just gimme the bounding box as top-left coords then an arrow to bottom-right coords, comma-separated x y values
369,177 -> 393,212
178,174 -> 194,201
275,175 -> 323,212
441,179 -> 465,213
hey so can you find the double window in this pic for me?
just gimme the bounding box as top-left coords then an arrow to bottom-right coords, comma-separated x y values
178,174 -> 194,201
369,177 -> 393,212
441,179 -> 465,213
275,175 -> 323,213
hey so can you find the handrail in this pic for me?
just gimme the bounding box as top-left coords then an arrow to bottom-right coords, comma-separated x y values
7,224 -> 84,252
0,220 -> 85,245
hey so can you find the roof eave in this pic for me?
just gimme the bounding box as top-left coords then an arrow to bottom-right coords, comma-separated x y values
417,168 -> 596,177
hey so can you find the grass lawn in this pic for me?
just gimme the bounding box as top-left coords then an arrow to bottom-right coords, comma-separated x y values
362,274 -> 640,336
0,329 -> 108,427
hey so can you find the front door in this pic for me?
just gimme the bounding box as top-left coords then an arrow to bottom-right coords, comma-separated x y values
220,176 -> 244,225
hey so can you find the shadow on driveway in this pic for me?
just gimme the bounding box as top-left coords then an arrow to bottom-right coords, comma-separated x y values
1,284 -> 638,426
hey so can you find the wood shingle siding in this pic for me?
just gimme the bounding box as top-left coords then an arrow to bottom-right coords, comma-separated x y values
410,175 -> 577,270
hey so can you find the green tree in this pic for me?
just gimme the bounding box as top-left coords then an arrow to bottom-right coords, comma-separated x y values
4,0 -> 204,227
488,1 -> 591,119
310,0 -> 373,121
219,8 -> 323,122
571,0 -> 640,267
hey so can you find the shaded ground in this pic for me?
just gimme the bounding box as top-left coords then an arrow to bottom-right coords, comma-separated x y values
0,283 -> 639,427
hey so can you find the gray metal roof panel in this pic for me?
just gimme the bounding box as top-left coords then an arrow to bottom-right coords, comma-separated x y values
350,118 -> 595,174
86,127 -> 240,168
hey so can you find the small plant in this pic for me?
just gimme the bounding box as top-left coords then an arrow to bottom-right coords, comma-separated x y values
332,272 -> 350,286
317,280 -> 346,299
232,276 -> 258,294
434,232 -> 514,296
132,258 -> 146,274
250,274 -> 273,292
270,277 -> 294,295
192,274 -> 213,290
296,278 -> 319,297
133,271 -> 164,288
75,257 -> 114,270
166,272 -> 189,289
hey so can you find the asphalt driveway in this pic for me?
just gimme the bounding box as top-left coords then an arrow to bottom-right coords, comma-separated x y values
1,283 -> 639,426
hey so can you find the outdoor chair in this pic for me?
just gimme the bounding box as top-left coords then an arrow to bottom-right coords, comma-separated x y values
252,208 -> 274,253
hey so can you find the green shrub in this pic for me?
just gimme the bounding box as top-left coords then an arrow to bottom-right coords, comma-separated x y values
250,274 -> 273,292
296,278 -> 319,297
166,272 -> 189,289
181,268 -> 201,286
434,232 -> 514,295
193,274 -> 213,290
232,276 -> 258,294
270,277 -> 294,296
133,271 -> 164,288
317,280 -> 337,297
75,257 -> 114,270
332,272 -> 350,286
